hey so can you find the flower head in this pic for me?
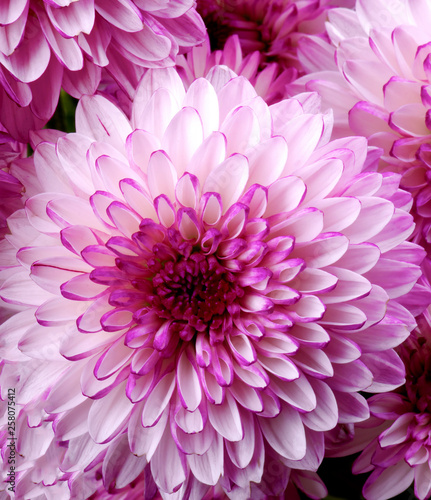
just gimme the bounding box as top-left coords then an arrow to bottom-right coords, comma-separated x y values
197,0 -> 354,73
330,315 -> 431,500
0,67 -> 427,498
293,0 -> 431,251
176,34 -> 296,105
0,0 -> 205,141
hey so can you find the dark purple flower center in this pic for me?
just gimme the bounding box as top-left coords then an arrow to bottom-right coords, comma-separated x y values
148,252 -> 240,331
103,223 -> 248,344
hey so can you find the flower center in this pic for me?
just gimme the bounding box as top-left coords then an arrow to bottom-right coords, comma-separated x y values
147,251 -> 243,335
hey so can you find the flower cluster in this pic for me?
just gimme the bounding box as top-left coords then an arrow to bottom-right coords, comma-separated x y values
2,1 -> 431,500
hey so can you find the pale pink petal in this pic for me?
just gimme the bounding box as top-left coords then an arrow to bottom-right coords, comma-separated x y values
258,402 -> 306,461
151,425 -> 186,493
88,382 -> 134,443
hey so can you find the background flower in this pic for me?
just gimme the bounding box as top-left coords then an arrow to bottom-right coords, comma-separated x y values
0,66 -> 428,498
326,300 -> 431,500
0,0 -> 205,141
292,0 -> 431,254
197,0 -> 355,76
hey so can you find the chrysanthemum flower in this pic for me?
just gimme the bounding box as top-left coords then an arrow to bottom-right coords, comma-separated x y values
197,0 -> 354,73
326,309 -> 431,500
292,0 -> 431,250
176,34 -> 295,105
0,67 -> 427,498
0,0 -> 205,141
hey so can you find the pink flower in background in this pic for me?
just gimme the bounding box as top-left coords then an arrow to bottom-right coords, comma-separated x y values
196,0 -> 354,76
176,34 -> 295,104
0,67 -> 428,498
292,0 -> 431,252
326,308 -> 431,500
0,0 -> 205,141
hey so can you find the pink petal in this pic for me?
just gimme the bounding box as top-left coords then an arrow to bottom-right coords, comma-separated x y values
102,433 -> 147,489
363,350 -> 406,393
0,16 -> 50,83
331,360 -> 373,393
88,382 -> 133,443
379,413 -> 413,448
183,77 -> 219,138
55,399 -> 92,441
207,391 -> 243,442
335,242 -> 381,274
177,349 -> 202,412
221,105 -> 260,156
299,158 -> 344,205
94,337 -> 133,379
271,208 -> 324,243
141,372 -> 175,427
216,75 -> 257,124
265,175 -> 306,216
336,391 -> 370,424
292,346 -> 333,378
316,196 -> 361,232
270,373 -> 316,412
300,378 -> 338,432
36,295 -> 88,326
128,403 -> 168,459
187,432 -> 223,486
76,94 -> 132,151
174,419 -> 214,456
0,2 -> 28,56
225,407 -> 255,469
147,150 -> 177,201
45,363 -> 87,413
280,114 -> 325,173
61,433 -> 109,472
415,462 -> 431,500
162,106 -> 203,176
174,405 -> 204,434
187,131 -> 227,184
0,0 -> 27,24
62,55 -> 101,98
364,258 -> 421,299
229,379 -> 263,412
47,0 -> 95,37
363,461 -> 414,500
0,270 -> 53,306
293,233 -> 349,268
203,154 -> 249,212
258,402 -> 306,461
37,8 -> 84,71
111,21 -> 173,65
151,425 -> 186,493
95,0 -> 143,32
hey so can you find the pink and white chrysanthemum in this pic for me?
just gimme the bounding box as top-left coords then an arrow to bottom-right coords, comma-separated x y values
0,0 -> 205,141
0,67 -> 428,498
196,0 -> 354,75
292,0 -> 431,250
326,308 -> 431,500
176,34 -> 295,105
